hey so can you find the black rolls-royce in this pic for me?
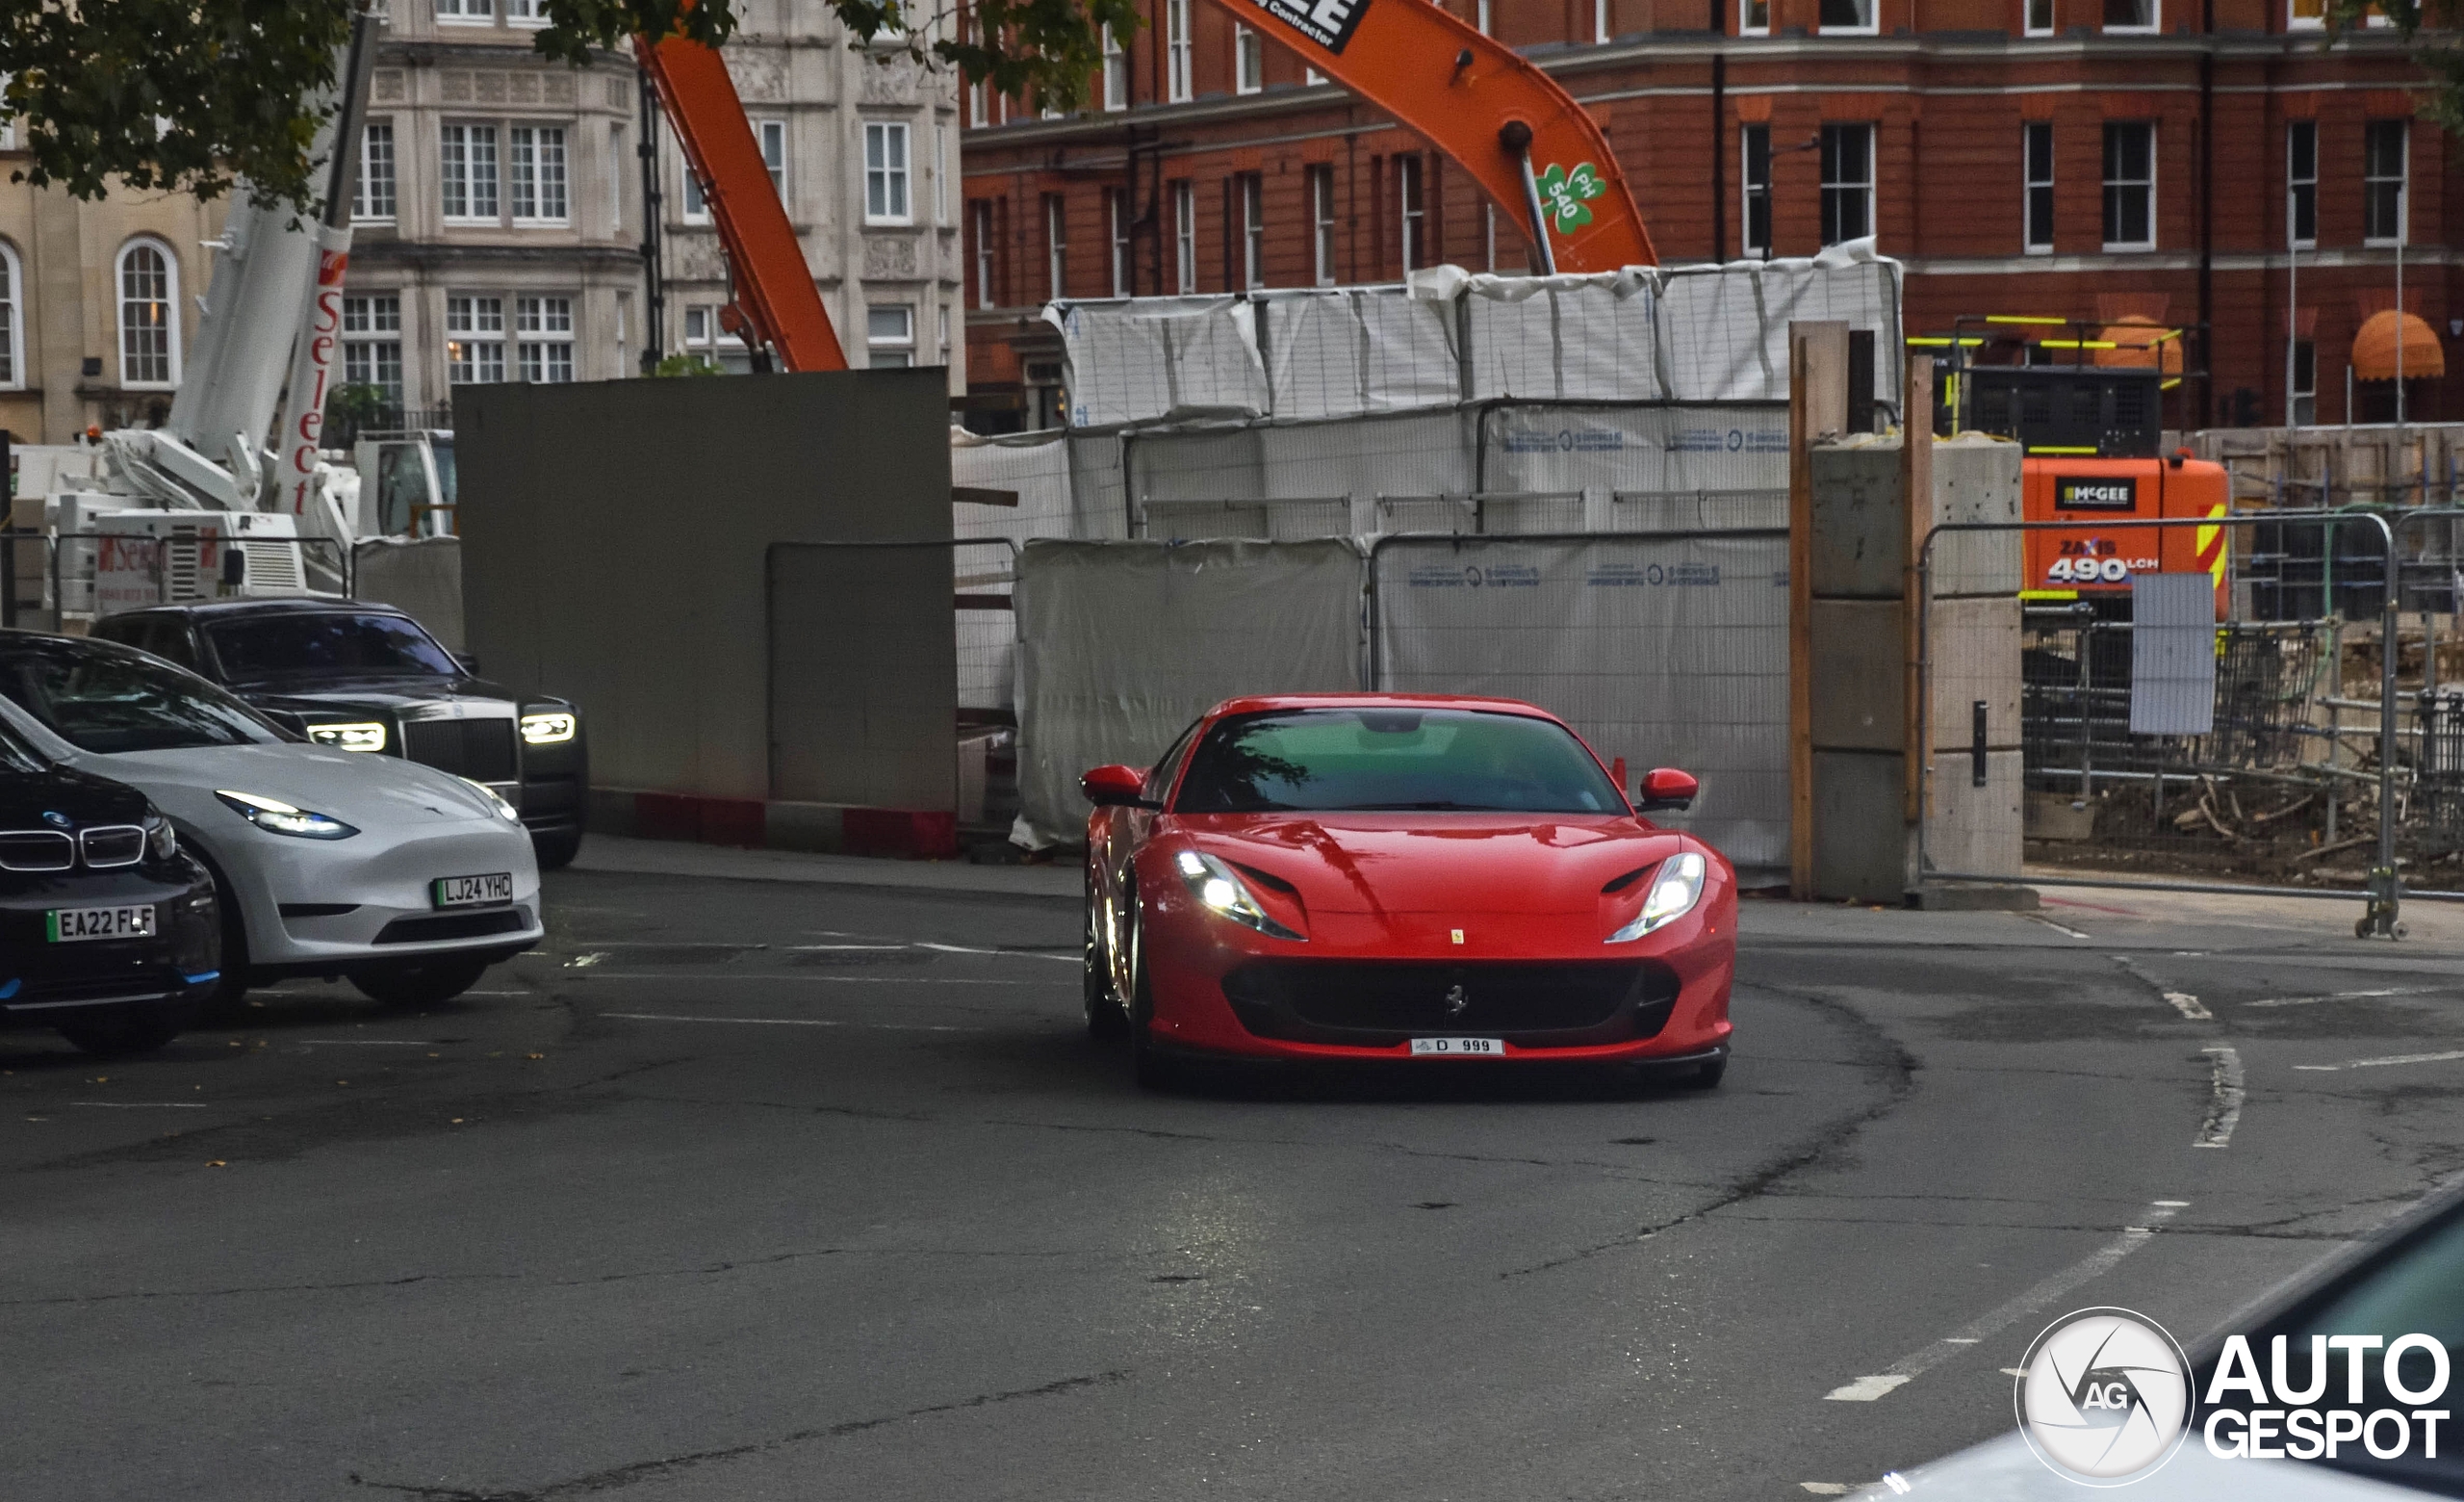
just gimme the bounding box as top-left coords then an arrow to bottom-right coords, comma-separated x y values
90,601 -> 588,869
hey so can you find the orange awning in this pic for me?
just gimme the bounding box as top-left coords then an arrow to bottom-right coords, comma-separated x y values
2089,316 -> 2186,376
2352,310 -> 2446,381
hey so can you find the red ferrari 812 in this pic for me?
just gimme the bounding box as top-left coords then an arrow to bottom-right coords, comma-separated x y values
1082,694 -> 1737,1089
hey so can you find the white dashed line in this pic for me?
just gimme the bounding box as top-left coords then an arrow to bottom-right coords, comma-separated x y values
2249,986 -> 2448,1008
2110,955 -> 2212,1021
1800,1484 -> 1853,1495
2197,1047 -> 2245,1148
2024,914 -> 2092,940
2295,1049 -> 2464,1073
297,1040 -> 446,1047
70,1101 -> 208,1109
603,1012 -> 980,1032
913,942 -> 1080,964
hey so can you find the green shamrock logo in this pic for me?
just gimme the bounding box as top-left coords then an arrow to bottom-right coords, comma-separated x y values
1536,162 -> 1605,235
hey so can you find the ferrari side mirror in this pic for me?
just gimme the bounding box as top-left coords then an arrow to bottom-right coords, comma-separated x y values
1637,767 -> 1698,813
1082,764 -> 1153,808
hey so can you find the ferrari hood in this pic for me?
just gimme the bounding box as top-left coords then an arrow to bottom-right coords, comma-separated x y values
68,742 -> 505,826
1176,814 -> 1688,915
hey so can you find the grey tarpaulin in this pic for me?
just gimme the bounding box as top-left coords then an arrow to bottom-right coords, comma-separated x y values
351,534 -> 464,650
1372,532 -> 1791,877
2130,573 -> 2219,736
1010,537 -> 1367,848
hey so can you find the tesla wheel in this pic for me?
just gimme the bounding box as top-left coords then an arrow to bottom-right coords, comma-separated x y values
1123,887 -> 1175,1092
532,829 -> 582,872
59,1007 -> 190,1058
348,956 -> 491,1009
1084,881 -> 1126,1040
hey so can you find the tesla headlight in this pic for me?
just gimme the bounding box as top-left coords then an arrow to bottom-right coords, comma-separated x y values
215,790 -> 359,841
305,721 -> 388,752
144,814 -> 177,861
1606,851 -> 1707,943
1173,848 -> 1302,941
520,712 -> 576,745
460,778 -> 524,823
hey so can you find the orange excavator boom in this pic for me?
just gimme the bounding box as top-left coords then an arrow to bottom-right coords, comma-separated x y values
633,31 -> 849,371
1201,0 -> 1654,272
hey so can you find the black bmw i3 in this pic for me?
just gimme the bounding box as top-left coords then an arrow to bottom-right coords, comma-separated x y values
0,718 -> 219,1056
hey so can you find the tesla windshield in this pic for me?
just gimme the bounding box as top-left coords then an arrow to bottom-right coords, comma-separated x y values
0,639 -> 280,753
207,612 -> 460,681
1172,709 -> 1626,814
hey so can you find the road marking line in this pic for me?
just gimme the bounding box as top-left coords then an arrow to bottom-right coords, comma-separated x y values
70,1101 -> 208,1108
603,1012 -> 979,1033
1823,1206 -> 2174,1402
2110,955 -> 2212,1021
1800,1485 -> 1853,1496
297,1040 -> 446,1047
574,972 -> 1047,986
788,945 -> 911,951
567,953 -> 607,968
2197,1047 -> 2245,1148
2295,1049 -> 2464,1073
2249,986 -> 2448,1008
913,942 -> 1080,964
2024,914 -> 2092,940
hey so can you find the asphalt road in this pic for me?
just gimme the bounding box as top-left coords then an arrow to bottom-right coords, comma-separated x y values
10,866 -> 2464,1501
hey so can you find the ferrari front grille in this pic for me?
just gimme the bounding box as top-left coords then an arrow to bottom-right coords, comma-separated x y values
1220,959 -> 1680,1048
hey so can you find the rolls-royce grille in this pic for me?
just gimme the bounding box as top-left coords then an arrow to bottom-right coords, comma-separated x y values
402,718 -> 518,782
1219,959 -> 1680,1049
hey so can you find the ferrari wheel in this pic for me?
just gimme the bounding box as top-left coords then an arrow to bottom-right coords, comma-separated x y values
1123,888 -> 1175,1091
1084,880 -> 1126,1040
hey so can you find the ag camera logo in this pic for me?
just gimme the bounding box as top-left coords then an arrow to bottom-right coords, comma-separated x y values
2015,1308 -> 2194,1486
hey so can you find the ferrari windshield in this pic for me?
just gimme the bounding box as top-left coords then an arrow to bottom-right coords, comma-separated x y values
207,612 -> 460,681
0,638 -> 281,753
1173,708 -> 1625,815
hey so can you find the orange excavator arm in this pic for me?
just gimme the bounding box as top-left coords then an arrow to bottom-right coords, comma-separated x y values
1203,0 -> 1654,272
634,31 -> 850,371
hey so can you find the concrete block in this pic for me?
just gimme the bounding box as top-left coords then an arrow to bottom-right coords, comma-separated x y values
1809,439 -> 1907,599
1811,598 -> 1906,751
1911,882 -> 2040,911
2026,790 -> 2095,842
1923,747 -> 2024,880
1813,749 -> 1912,903
1927,596 -> 2023,752
1929,433 -> 2024,598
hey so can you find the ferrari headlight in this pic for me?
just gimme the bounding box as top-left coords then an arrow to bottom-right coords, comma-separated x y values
520,712 -> 576,745
1173,848 -> 1302,942
215,790 -> 359,841
460,778 -> 524,823
305,721 -> 388,752
144,814 -> 177,861
1606,851 -> 1706,943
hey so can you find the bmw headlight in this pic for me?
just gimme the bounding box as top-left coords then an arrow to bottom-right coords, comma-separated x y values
520,711 -> 576,745
460,778 -> 524,823
1173,848 -> 1302,941
144,814 -> 177,861
305,721 -> 388,752
1606,851 -> 1706,943
215,790 -> 359,841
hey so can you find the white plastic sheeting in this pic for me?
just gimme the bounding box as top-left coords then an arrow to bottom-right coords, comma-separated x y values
1010,538 -> 1367,848
1372,532 -> 1791,877
1051,241 -> 1900,427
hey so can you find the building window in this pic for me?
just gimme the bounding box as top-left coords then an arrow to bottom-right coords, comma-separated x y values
1740,0 -> 1769,33
356,121 -> 397,221
1398,155 -> 1424,272
0,242 -> 20,389
505,0 -> 547,22
342,294 -> 403,401
972,200 -> 997,307
683,305 -> 750,373
2023,121 -> 2054,253
2025,0 -> 2054,32
1173,181 -> 1195,294
864,121 -> 911,223
681,162 -> 709,222
1819,123 -> 1872,246
1241,173 -> 1265,289
1103,26 -> 1129,110
116,239 -> 179,388
508,125 -> 569,224
1742,124 -> 1771,257
2287,120 -> 2317,247
446,295 -> 506,384
1167,0 -> 1193,103
755,118 -> 786,196
1236,24 -> 1264,93
1819,0 -> 1876,31
935,121 -> 948,223
1045,194 -> 1067,298
2364,119 -> 2407,246
441,123 -> 500,222
1309,166 -> 1336,286
2289,0 -> 2326,26
2103,0 -> 2157,30
2101,121 -> 2154,249
1107,189 -> 1132,296
867,304 -> 914,368
435,0 -> 493,22
516,295 -> 575,382
2290,339 -> 2315,426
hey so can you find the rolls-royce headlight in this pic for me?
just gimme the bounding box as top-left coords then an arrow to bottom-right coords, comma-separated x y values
305,721 -> 388,752
1606,851 -> 1706,943
520,712 -> 576,745
215,790 -> 359,841
1173,848 -> 1302,941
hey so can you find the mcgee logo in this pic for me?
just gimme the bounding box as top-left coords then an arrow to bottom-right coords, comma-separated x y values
2056,476 -> 2140,512
1247,0 -> 1371,54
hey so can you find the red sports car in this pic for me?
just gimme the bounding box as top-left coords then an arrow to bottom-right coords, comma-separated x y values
1081,694 -> 1736,1090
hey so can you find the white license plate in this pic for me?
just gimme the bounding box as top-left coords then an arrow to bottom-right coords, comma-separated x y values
432,872 -> 514,909
47,904 -> 156,943
1409,1037 -> 1505,1057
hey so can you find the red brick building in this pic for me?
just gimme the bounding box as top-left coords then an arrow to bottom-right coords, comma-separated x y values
960,1 -> 2456,434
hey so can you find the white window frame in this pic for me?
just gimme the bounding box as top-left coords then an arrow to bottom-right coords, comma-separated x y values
445,294 -> 507,385
1167,0 -> 1193,103
1107,189 -> 1132,297
355,120 -> 398,222
1739,0 -> 1770,34
441,122 -> 500,224
1478,0 -> 1493,32
341,293 -> 403,401
866,303 -> 915,368
504,0 -> 548,24
515,295 -> 577,383
1046,194 -> 1067,299
1306,66 -> 1327,85
972,199 -> 997,307
1242,174 -> 1265,289
435,0 -> 494,24
2023,121 -> 2054,254
0,240 -> 22,390
2287,119 -> 2317,249
680,142 -> 711,225
1595,0 -> 1612,41
1235,24 -> 1264,94
2364,118 -> 2408,247
864,120 -> 911,225
1818,123 -> 1873,246
116,237 -> 180,389
508,124 -> 569,226
2101,121 -> 2156,251
754,117 -> 786,198
1398,156 -> 1424,272
1742,123 -> 1771,257
1310,166 -> 1336,287
683,304 -> 750,373
1103,26 -> 1129,111
2102,0 -> 2159,34
2025,0 -> 2055,33
1173,181 -> 1195,295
